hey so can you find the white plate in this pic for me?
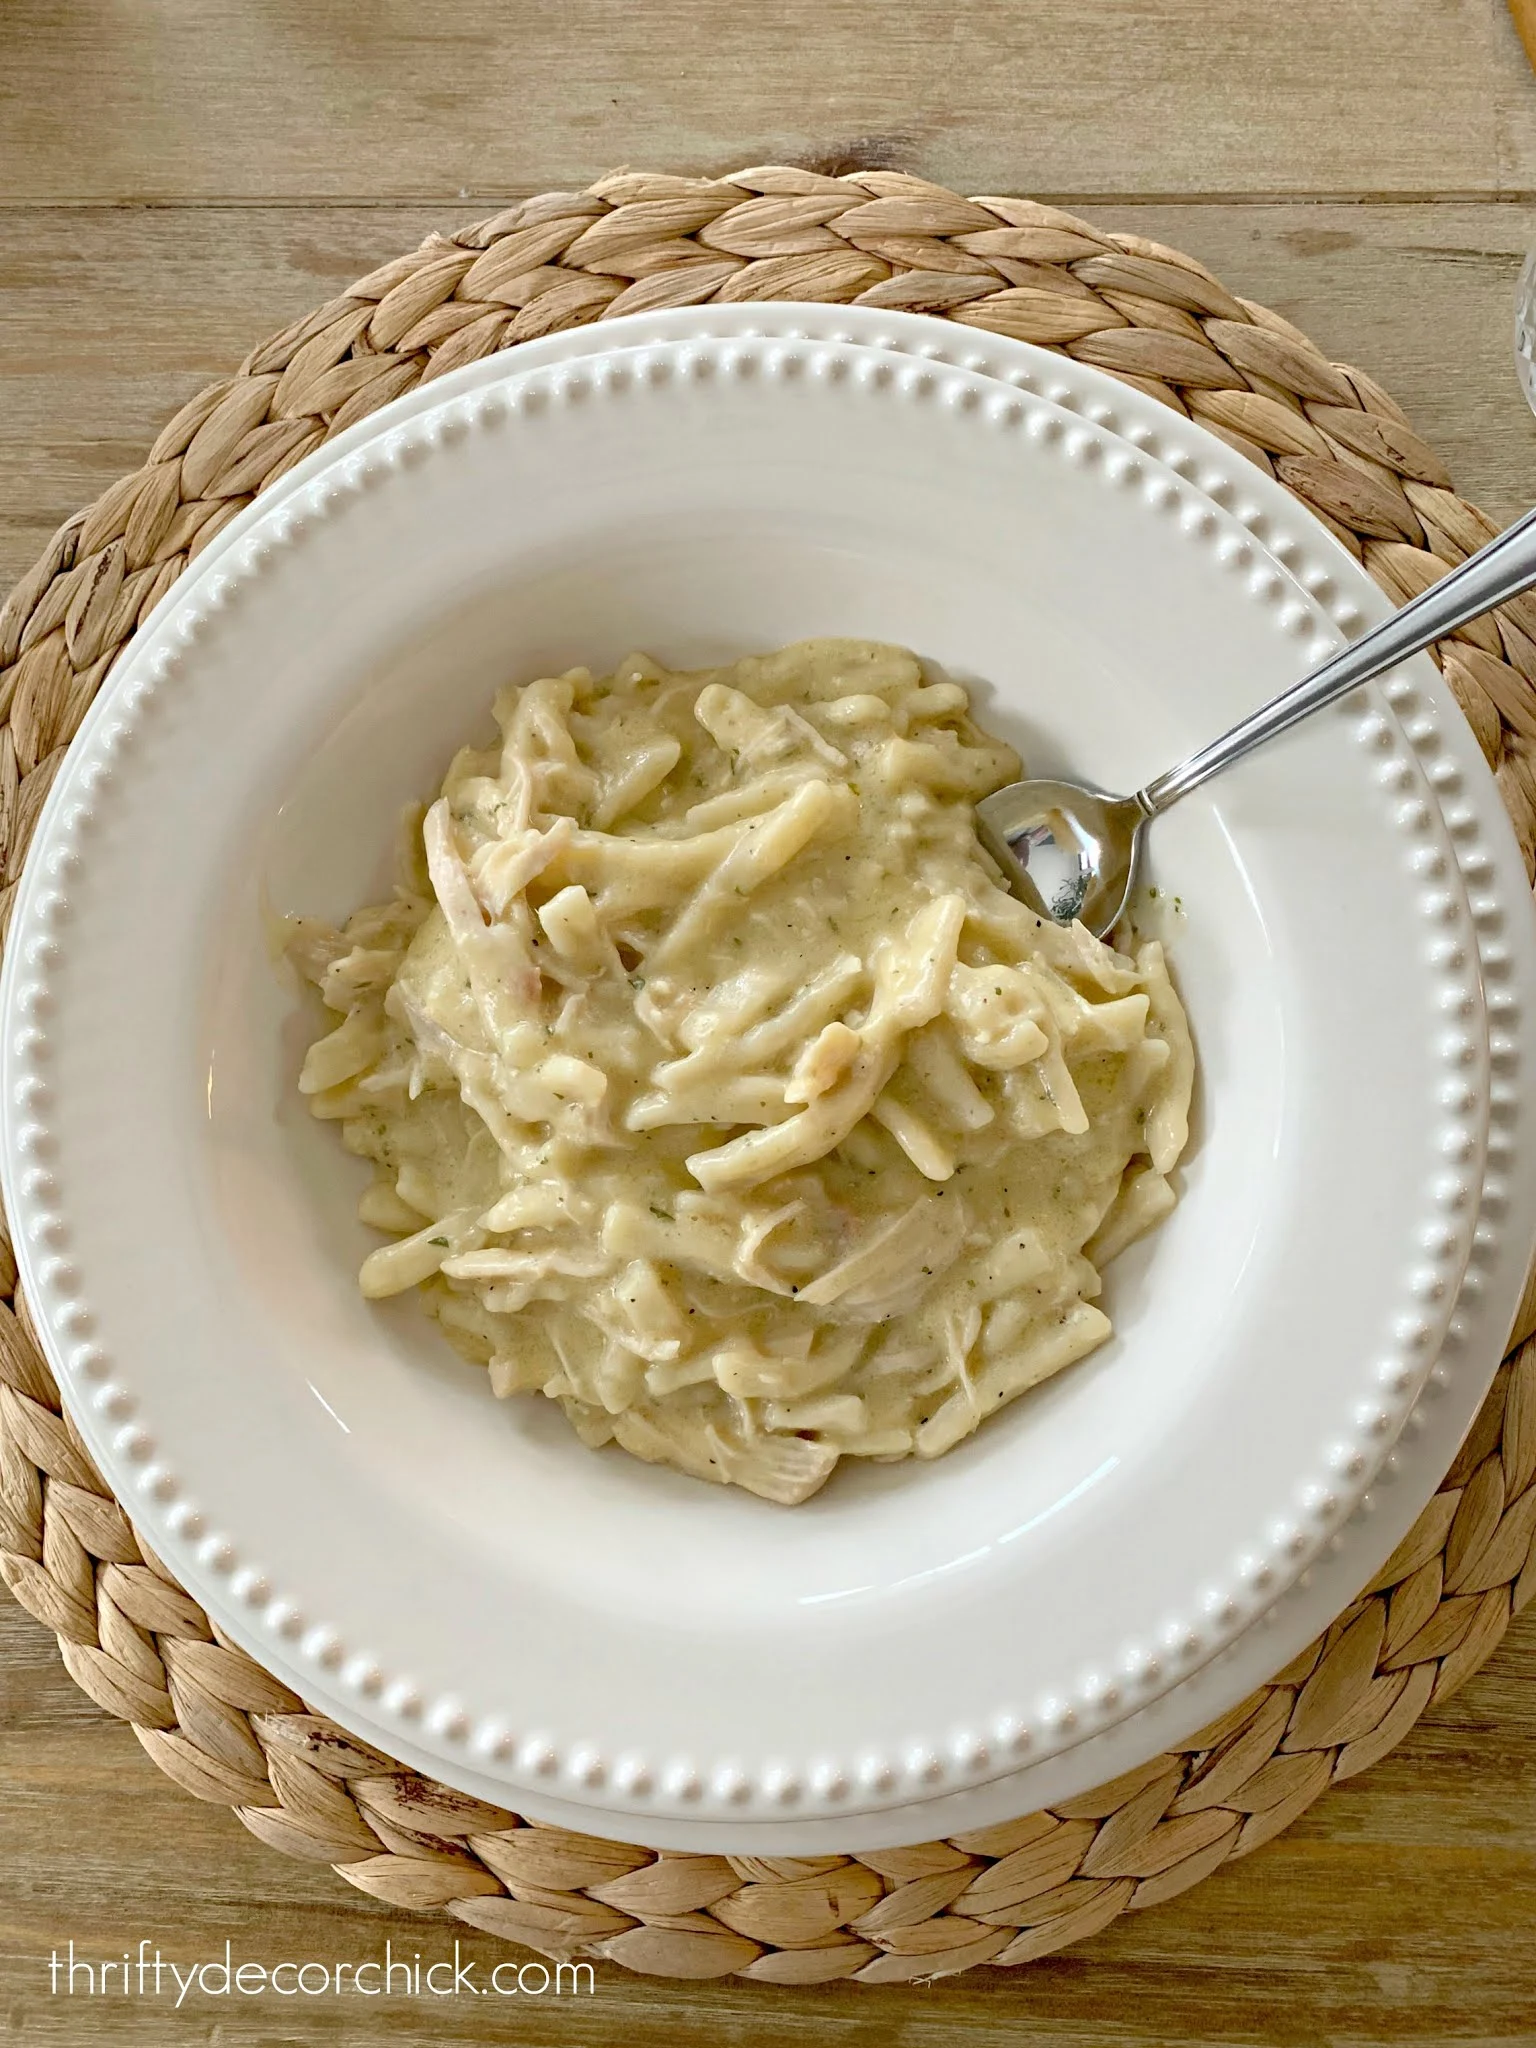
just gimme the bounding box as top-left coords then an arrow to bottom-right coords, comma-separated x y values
150,305 -> 1536,1851
1,328 -> 1518,1840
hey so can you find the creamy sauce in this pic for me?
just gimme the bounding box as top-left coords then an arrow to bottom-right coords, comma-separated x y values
293,640 -> 1194,1504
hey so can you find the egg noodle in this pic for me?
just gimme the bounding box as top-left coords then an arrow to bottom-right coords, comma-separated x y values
291,641 -> 1193,1504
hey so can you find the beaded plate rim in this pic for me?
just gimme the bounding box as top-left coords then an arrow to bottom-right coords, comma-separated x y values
110,297 -> 1533,1853
0,329 -> 1514,1829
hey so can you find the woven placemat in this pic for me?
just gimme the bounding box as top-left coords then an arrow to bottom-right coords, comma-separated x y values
3,168 -> 1536,1986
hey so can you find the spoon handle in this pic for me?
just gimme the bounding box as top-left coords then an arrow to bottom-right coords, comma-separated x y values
1136,502 -> 1536,814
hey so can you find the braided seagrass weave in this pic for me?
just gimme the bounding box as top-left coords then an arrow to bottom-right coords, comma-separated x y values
3,168 -> 1536,1985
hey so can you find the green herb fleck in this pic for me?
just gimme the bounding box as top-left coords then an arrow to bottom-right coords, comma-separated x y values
429,1236 -> 450,1248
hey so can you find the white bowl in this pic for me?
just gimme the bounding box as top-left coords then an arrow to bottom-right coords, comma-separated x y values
3,325 -> 1529,1845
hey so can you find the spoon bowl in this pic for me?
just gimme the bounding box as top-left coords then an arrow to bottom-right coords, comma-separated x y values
977,499 -> 1536,938
977,778 -> 1147,935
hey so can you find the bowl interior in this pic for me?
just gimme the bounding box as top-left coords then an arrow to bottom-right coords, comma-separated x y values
218,480 -> 1292,1626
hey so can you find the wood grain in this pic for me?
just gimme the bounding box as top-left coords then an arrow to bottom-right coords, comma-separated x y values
1,0 -> 1536,202
3,0 -> 1536,2040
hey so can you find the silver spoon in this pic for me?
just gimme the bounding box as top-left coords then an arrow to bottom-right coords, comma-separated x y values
977,502 -> 1536,937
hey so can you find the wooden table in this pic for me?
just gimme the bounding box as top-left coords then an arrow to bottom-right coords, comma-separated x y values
4,3 -> 1536,2041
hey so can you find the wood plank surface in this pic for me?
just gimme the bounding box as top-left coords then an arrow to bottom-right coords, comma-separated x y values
3,2 -> 1536,2042
1,0 -> 1536,202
